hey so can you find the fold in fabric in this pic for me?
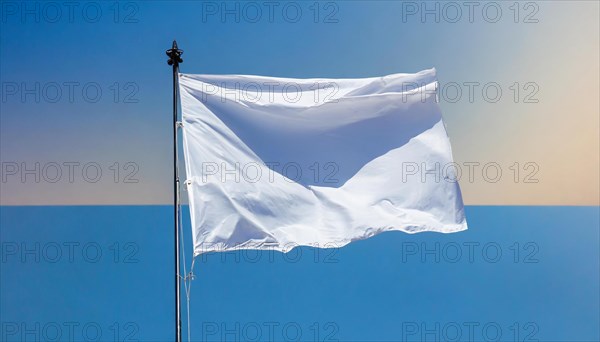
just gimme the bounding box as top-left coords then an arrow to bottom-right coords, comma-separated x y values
179,68 -> 467,256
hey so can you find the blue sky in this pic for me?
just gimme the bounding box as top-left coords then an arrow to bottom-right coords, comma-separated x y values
1,1 -> 599,341
1,206 -> 598,341
1,1 -> 598,205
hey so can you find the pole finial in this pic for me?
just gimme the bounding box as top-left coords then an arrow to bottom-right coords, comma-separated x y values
166,40 -> 183,67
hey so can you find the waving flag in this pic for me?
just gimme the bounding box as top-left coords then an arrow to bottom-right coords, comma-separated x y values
179,68 -> 467,255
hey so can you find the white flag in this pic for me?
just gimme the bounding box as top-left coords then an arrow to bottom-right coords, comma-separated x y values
179,68 -> 467,255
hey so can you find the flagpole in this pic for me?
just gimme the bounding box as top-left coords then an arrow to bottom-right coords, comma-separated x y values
166,40 -> 183,342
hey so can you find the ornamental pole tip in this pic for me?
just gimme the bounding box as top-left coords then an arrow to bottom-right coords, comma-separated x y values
166,40 -> 183,66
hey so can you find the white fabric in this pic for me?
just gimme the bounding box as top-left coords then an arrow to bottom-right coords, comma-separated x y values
179,68 -> 467,256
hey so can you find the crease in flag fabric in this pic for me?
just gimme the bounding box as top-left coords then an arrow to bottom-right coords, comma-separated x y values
179,68 -> 467,256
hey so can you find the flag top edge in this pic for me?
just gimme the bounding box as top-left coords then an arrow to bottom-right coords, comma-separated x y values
179,67 -> 437,83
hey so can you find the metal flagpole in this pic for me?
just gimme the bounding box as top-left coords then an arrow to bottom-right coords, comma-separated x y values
166,40 -> 183,342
